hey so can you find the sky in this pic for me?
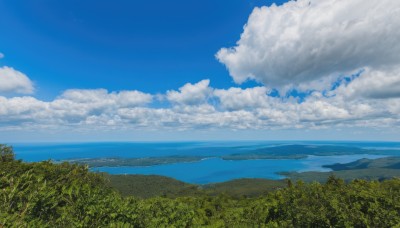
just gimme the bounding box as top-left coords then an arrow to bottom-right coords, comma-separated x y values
0,0 -> 399,142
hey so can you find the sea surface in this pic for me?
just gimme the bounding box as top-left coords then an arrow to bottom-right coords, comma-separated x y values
12,141 -> 400,184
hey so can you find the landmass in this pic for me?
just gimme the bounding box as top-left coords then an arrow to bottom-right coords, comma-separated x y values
222,144 -> 400,160
325,156 -> 400,170
64,145 -> 400,168
107,174 -> 286,198
281,156 -> 400,182
107,157 -> 400,198
65,155 -> 205,167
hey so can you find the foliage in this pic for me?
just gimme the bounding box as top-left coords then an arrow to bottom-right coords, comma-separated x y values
325,156 -> 400,171
281,168 -> 400,183
202,178 -> 286,198
222,145 -> 400,160
0,144 -> 15,162
1,144 -> 400,227
106,174 -> 202,198
107,175 -> 286,199
71,156 -> 205,168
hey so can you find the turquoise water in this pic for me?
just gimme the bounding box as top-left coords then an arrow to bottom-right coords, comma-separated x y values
92,155 -> 385,184
13,142 -> 265,161
12,141 -> 399,184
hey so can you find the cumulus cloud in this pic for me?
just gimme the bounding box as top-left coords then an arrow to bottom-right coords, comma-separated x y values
51,89 -> 152,122
214,86 -> 270,110
213,0 -> 400,134
0,96 -> 47,123
59,89 -> 152,107
216,0 -> 400,92
0,88 -> 152,128
0,79 -> 399,132
166,79 -> 212,105
336,68 -> 400,99
0,66 -> 34,94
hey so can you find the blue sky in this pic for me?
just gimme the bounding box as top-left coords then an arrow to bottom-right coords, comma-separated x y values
0,0 -> 399,142
0,0 -> 286,99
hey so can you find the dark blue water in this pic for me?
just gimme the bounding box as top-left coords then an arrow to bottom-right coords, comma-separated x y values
12,141 -> 399,184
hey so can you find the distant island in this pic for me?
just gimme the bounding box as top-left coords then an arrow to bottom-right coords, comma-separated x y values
66,155 -> 206,167
63,144 -> 400,168
221,145 -> 400,160
281,156 -> 400,182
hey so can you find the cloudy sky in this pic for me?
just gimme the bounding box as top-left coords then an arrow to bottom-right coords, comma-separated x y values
0,0 -> 399,142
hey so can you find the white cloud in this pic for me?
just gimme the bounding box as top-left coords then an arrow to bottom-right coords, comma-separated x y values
216,0 -> 400,92
117,90 -> 153,107
0,79 -> 399,133
214,86 -> 270,110
50,89 -> 153,122
0,53 -> 4,59
0,96 -> 47,121
0,66 -> 34,94
337,68 -> 400,99
59,89 -> 152,106
166,79 -> 212,105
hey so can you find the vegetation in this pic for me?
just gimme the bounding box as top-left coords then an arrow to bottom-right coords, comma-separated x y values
0,144 -> 15,162
1,144 -> 400,227
325,156 -> 400,170
281,169 -> 400,183
282,156 -> 400,183
107,175 -> 286,198
67,156 -> 204,167
62,145 -> 400,169
107,174 -> 202,198
222,144 -> 400,160
202,178 -> 287,198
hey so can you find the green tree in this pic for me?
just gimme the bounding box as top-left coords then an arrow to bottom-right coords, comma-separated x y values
0,144 -> 15,162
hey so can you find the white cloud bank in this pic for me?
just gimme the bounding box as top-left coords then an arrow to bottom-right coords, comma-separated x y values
216,0 -> 400,93
0,66 -> 34,94
1,78 -> 399,132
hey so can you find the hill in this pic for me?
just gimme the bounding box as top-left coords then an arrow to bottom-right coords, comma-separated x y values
222,144 -> 400,160
325,156 -> 400,170
281,156 -> 400,182
107,174 -> 286,198
106,174 -> 201,198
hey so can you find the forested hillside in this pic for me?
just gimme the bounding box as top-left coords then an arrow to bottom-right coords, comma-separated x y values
1,145 -> 400,227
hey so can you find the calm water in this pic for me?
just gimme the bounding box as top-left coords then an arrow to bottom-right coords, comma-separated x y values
92,155 -> 385,184
13,142 -> 263,161
12,141 -> 398,184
